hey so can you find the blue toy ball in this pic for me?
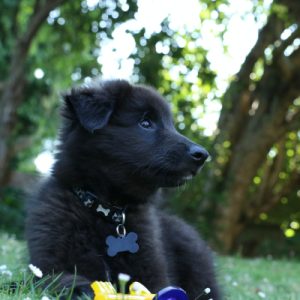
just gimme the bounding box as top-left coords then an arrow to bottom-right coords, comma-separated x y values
156,287 -> 189,300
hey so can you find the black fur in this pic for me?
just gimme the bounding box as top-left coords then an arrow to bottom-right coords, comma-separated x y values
26,80 -> 221,299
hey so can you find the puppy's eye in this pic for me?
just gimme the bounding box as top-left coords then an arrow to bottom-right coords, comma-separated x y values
139,118 -> 153,129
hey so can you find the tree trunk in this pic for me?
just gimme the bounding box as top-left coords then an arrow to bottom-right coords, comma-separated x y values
208,0 -> 300,253
0,0 -> 66,189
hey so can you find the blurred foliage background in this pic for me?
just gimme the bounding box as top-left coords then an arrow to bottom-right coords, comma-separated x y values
0,0 -> 299,257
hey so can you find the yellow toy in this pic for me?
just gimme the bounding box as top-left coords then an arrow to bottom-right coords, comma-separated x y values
91,281 -> 188,300
91,281 -> 154,300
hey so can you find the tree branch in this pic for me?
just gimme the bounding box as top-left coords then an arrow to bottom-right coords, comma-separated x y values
260,170 -> 300,213
215,12 -> 285,151
274,26 -> 300,57
290,47 -> 300,69
247,139 -> 285,219
0,0 -> 67,125
275,0 -> 300,23
19,0 -> 66,53
236,14 -> 284,83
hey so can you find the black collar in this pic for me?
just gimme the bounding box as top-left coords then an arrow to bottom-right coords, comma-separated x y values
73,188 -> 126,224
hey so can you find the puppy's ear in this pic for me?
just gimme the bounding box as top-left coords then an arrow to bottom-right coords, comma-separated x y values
64,89 -> 114,133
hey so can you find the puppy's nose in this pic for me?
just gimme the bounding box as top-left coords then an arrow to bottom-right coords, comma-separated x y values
188,145 -> 209,164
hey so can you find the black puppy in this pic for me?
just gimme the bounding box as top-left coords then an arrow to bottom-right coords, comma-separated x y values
26,80 -> 220,299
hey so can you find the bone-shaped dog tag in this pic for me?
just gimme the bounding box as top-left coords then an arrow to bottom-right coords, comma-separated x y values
106,232 -> 139,257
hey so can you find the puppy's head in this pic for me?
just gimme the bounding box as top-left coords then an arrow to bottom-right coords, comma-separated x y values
59,80 -> 208,191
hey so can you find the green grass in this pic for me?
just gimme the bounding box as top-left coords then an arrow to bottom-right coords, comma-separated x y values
218,256 -> 300,299
1,233 -> 300,299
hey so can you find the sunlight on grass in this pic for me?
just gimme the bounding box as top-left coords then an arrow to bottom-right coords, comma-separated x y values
218,256 -> 300,299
